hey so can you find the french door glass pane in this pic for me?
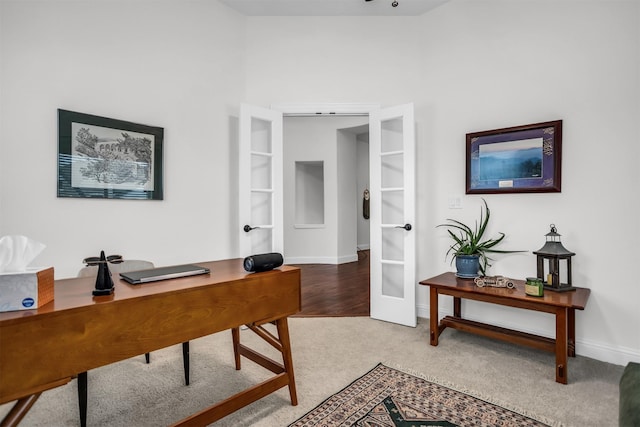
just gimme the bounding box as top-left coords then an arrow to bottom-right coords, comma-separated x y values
251,191 -> 272,225
381,152 -> 403,189
381,117 -> 403,153
251,118 -> 272,153
381,190 -> 403,224
251,153 -> 272,189
251,228 -> 273,254
382,263 -> 404,298
382,227 -> 404,262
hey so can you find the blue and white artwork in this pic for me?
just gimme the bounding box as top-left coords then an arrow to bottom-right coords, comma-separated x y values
467,121 -> 561,193
478,138 -> 543,181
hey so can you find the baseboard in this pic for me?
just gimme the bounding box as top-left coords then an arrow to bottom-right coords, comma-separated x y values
416,303 -> 640,367
357,244 -> 370,250
285,254 -> 358,265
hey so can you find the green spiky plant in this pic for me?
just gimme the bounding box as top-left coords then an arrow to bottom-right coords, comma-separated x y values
437,199 -> 524,275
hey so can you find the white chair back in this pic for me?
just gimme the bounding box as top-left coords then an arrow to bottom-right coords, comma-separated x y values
78,260 -> 154,278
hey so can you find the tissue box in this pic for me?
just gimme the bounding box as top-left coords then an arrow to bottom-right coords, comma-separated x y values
0,267 -> 54,312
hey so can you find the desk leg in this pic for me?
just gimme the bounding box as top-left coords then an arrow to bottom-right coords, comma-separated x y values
0,393 -> 41,427
182,342 -> 190,385
555,307 -> 569,384
276,318 -> 298,406
568,308 -> 576,357
77,371 -> 87,427
429,287 -> 439,346
231,327 -> 241,370
175,320 -> 298,426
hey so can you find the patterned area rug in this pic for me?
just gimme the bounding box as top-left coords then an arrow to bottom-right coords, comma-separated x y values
290,364 -> 555,427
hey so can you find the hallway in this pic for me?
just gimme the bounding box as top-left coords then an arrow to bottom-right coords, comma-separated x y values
292,250 -> 369,317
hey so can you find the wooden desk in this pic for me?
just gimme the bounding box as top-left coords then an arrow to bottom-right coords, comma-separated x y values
0,259 -> 301,426
419,272 -> 590,384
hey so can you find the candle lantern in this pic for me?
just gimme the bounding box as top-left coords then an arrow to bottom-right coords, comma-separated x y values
533,224 -> 576,292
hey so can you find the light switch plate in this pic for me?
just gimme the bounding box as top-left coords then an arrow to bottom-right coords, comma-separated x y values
448,195 -> 462,209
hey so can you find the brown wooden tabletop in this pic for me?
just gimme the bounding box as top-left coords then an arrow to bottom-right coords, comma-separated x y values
420,272 -> 590,384
420,272 -> 590,310
0,259 -> 301,425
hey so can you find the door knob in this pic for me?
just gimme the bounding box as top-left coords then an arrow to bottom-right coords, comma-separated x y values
395,224 -> 412,231
243,225 -> 260,233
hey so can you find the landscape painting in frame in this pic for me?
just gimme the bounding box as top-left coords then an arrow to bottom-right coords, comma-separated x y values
58,109 -> 164,200
466,120 -> 562,194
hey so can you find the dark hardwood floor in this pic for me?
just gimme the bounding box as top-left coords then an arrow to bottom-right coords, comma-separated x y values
291,250 -> 370,317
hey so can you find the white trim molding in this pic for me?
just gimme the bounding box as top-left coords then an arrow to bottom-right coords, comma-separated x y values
271,103 -> 381,116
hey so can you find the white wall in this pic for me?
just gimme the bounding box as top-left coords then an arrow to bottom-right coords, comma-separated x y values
245,1 -> 640,365
356,136 -> 370,250
283,116 -> 367,263
418,0 -> 640,366
0,0 -> 246,278
336,128 -> 357,263
1,0 -> 638,366
294,162 -> 325,225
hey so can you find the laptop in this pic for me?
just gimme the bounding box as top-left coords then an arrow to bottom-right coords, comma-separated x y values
120,264 -> 210,284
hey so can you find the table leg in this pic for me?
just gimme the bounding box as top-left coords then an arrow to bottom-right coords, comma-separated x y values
429,287 -> 439,346
555,307 -> 569,384
276,318 -> 298,406
453,297 -> 461,318
568,308 -> 576,357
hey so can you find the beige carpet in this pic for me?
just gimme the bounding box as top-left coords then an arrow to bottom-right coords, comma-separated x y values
0,317 -> 624,426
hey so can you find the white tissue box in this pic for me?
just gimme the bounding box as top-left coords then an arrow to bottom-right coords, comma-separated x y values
0,267 -> 54,312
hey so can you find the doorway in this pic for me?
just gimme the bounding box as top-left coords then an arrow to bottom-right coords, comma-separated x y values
282,116 -> 370,265
291,250 -> 370,317
239,102 -> 416,326
283,116 -> 371,316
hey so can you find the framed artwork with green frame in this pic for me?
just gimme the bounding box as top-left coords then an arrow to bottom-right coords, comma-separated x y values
57,109 -> 164,200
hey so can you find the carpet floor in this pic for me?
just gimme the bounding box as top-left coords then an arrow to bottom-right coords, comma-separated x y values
0,317 -> 624,426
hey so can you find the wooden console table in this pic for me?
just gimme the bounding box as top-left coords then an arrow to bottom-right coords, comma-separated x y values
0,259 -> 300,426
420,272 -> 590,384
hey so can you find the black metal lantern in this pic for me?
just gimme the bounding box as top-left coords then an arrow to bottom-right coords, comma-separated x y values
533,224 -> 576,292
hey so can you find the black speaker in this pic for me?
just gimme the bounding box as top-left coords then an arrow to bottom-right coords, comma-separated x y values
243,252 -> 284,272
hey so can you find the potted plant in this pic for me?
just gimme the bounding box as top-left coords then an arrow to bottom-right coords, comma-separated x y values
437,199 -> 523,278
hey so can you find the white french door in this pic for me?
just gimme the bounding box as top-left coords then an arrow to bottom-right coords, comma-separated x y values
238,104 -> 284,257
238,102 -> 416,327
369,103 -> 416,327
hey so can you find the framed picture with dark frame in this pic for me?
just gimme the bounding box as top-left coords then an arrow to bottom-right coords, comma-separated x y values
58,109 -> 164,200
466,120 -> 562,194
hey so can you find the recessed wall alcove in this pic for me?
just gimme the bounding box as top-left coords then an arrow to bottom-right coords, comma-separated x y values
283,116 -> 370,265
294,161 -> 325,227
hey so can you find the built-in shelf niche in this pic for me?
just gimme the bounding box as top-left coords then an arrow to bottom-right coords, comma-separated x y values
295,161 -> 325,227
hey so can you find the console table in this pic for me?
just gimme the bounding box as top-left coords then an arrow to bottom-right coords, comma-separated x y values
420,272 -> 590,384
0,259 -> 300,426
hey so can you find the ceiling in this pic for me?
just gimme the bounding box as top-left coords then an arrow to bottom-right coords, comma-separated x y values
218,0 -> 450,16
